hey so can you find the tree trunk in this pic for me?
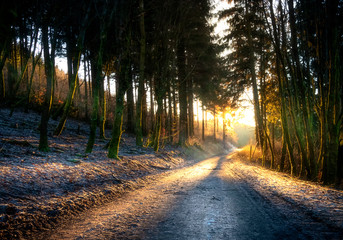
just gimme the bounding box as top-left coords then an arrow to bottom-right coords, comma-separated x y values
150,78 -> 155,134
153,98 -> 163,152
84,56 -> 89,120
269,0 -> 297,176
99,73 -> 106,138
177,39 -> 188,145
321,0 -> 341,185
168,82 -> 173,143
108,81 -> 126,159
142,85 -> 148,136
39,25 -> 54,152
288,0 -> 315,180
246,7 -> 263,150
135,0 -> 146,146
202,105 -> 205,141
280,135 -> 286,172
54,49 -> 82,136
126,77 -> 135,133
54,5 -> 90,135
108,60 -> 130,159
222,111 -> 226,149
213,109 -> 216,141
25,28 -> 39,112
85,58 -> 101,153
188,78 -> 194,137
0,39 -> 9,100
172,78 -> 178,142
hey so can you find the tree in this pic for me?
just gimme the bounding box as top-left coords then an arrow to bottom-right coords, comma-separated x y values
86,0 -> 116,153
134,0 -> 146,146
39,3 -> 57,152
53,1 -> 91,136
108,0 -> 134,159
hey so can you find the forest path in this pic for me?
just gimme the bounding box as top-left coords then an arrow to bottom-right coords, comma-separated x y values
47,154 -> 340,240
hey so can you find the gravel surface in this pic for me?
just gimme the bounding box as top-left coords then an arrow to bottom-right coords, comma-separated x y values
46,155 -> 343,240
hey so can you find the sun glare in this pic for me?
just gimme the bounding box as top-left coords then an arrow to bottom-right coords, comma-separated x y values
235,106 -> 255,127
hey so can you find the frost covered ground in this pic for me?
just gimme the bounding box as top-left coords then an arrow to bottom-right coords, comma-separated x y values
226,152 -> 343,232
0,108 -> 192,239
1,108 -> 342,239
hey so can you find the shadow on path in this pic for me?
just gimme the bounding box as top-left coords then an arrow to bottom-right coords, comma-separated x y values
47,154 -> 341,240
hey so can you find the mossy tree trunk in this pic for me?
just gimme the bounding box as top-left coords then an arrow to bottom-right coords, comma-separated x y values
108,10 -> 132,158
108,59 -> 130,159
53,47 -> 81,136
85,55 -> 102,153
54,7 -> 89,136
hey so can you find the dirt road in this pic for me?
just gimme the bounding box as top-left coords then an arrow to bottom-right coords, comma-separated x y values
46,155 -> 341,240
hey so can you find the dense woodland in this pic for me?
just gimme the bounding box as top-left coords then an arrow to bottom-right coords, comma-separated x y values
0,0 -> 342,185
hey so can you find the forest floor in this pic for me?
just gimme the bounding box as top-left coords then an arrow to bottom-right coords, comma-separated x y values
0,108 -> 221,239
0,108 -> 343,239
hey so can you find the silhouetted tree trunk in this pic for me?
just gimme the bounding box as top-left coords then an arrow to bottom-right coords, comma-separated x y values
321,0 -> 342,185
54,6 -> 89,136
0,36 -> 10,100
168,81 -> 173,143
202,105 -> 205,141
222,111 -> 226,148
86,54 -> 102,153
99,73 -> 106,139
39,24 -> 55,152
153,97 -> 163,152
83,56 -> 89,120
246,4 -> 263,151
269,0 -> 297,176
126,77 -> 135,133
213,108 -> 216,140
53,46 -> 81,136
25,27 -> 40,112
135,0 -> 146,146
188,78 -> 194,137
177,39 -> 188,145
142,86 -> 148,136
150,77 -> 155,134
172,78 -> 178,142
